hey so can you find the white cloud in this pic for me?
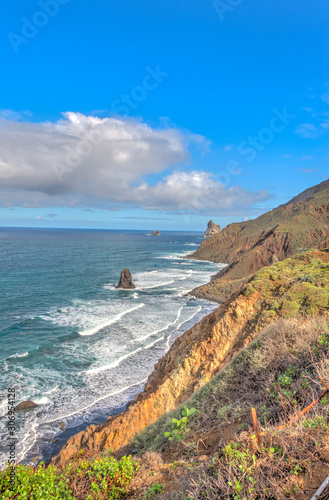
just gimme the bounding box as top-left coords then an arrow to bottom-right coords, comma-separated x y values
127,171 -> 269,214
0,109 -> 31,121
0,112 -> 270,214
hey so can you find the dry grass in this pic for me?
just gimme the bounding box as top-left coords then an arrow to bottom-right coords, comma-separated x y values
134,318 -> 329,451
190,317 -> 329,432
131,317 -> 329,499
188,419 -> 329,499
184,318 -> 329,499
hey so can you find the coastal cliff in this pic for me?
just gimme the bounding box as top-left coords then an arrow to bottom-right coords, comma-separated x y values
52,249 -> 329,467
50,179 -> 329,498
52,292 -> 262,466
191,179 -> 329,301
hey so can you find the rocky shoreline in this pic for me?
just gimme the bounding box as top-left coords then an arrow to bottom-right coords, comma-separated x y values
20,256 -> 216,467
47,262 -> 220,467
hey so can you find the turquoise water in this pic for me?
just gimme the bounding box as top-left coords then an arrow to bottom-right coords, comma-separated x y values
0,228 -> 223,466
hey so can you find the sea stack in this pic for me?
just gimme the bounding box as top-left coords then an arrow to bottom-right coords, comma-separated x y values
203,220 -> 221,239
150,230 -> 161,236
116,268 -> 136,289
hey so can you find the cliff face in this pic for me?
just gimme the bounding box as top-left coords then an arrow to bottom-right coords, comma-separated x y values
52,250 -> 329,468
52,293 -> 263,467
203,220 -> 221,239
191,180 -> 329,301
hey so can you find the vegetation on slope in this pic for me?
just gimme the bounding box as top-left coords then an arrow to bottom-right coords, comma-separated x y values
131,317 -> 329,499
2,318 -> 329,499
190,179 -> 329,302
3,250 -> 329,499
202,248 -> 329,314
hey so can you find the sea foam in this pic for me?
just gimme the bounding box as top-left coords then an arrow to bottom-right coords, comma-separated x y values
78,303 -> 145,336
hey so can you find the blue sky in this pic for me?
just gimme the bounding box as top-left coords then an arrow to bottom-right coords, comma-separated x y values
0,0 -> 328,230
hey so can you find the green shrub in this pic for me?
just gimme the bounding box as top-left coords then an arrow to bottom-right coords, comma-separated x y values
0,454 -> 139,500
281,300 -> 300,318
243,284 -> 256,297
145,483 -> 164,498
164,406 -> 196,441
303,416 -> 328,429
0,463 -> 74,500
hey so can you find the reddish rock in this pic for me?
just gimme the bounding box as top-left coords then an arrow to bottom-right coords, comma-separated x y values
15,400 -> 39,412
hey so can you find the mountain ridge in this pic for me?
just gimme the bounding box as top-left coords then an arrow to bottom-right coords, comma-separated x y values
190,179 -> 329,302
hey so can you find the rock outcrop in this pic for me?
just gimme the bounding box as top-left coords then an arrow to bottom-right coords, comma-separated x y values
15,400 -> 39,412
150,230 -> 161,236
116,269 -> 135,289
203,220 -> 221,239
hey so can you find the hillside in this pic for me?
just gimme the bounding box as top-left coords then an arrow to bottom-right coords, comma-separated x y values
5,249 -> 329,499
190,179 -> 329,302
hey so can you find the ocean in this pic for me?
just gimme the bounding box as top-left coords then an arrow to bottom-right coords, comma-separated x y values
0,228 -> 223,466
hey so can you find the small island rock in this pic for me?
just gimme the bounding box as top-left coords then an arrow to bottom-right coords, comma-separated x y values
116,268 -> 136,289
15,400 -> 39,412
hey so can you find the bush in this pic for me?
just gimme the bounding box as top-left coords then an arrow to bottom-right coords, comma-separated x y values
145,483 -> 164,498
164,406 -> 196,441
0,453 -> 139,500
0,463 -> 74,500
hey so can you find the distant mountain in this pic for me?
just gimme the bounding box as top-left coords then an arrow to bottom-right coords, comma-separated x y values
190,179 -> 329,301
